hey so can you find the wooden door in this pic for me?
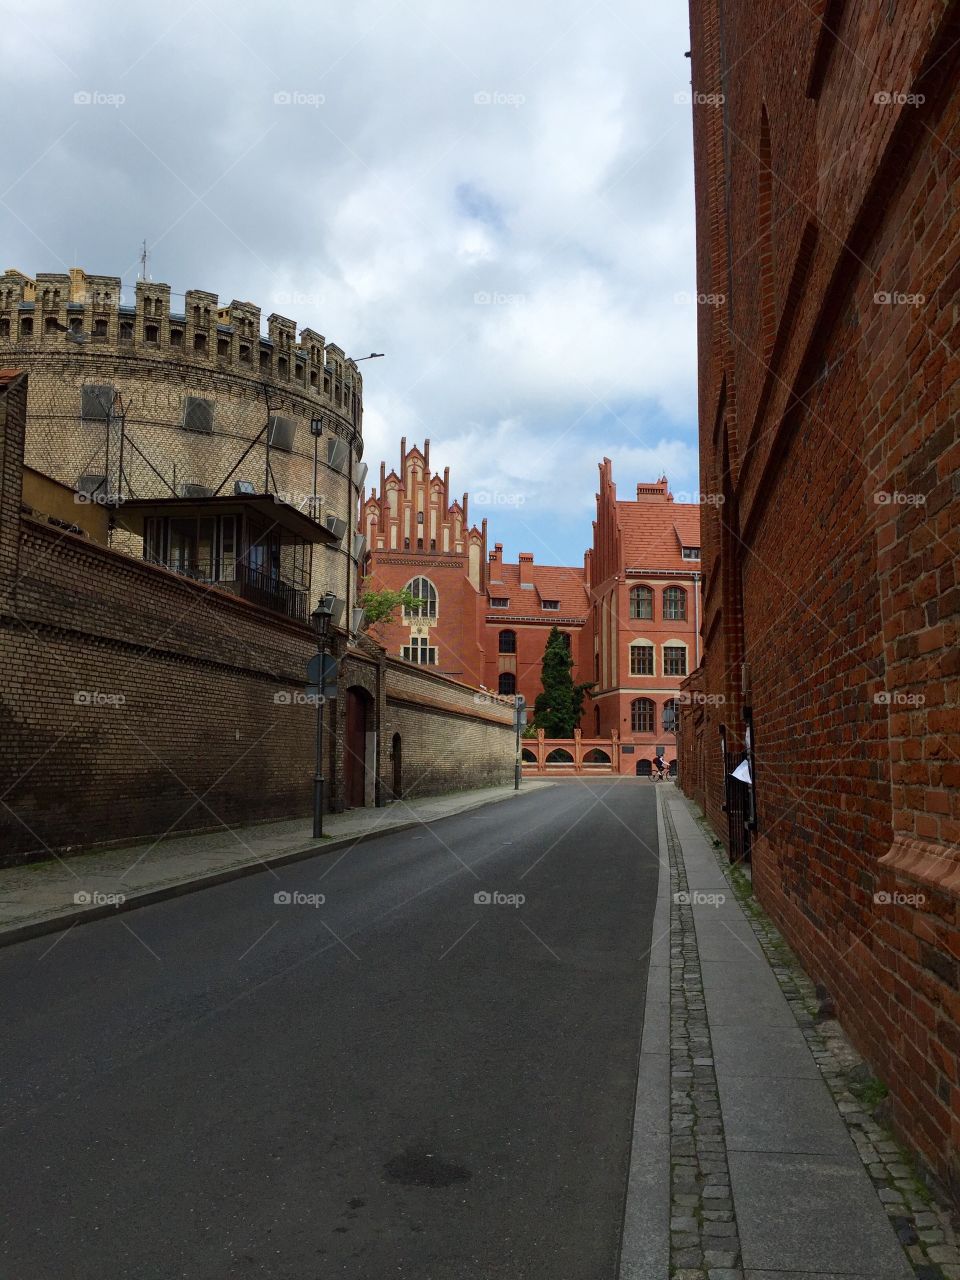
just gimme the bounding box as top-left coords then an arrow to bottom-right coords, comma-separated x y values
345,688 -> 368,808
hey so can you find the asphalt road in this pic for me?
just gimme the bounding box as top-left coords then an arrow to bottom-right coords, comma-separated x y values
0,779 -> 660,1280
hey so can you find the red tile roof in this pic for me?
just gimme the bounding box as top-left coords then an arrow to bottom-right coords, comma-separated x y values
617,500 -> 701,572
487,561 -> 590,618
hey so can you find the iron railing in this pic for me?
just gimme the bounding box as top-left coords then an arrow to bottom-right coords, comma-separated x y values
145,556 -> 307,623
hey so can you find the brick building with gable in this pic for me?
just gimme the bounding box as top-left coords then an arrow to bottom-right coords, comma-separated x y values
362,441 -> 702,772
585,464 -> 702,755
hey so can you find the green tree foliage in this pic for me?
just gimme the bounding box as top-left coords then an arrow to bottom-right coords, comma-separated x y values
532,626 -> 593,737
359,586 -> 418,628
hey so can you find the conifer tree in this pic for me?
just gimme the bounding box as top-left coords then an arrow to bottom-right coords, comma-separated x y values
533,626 -> 592,736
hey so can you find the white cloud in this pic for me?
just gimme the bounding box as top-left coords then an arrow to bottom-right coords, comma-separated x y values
1,0 -> 696,560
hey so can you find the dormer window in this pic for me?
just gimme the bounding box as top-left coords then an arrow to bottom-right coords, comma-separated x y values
682,546 -> 700,560
490,597 -> 509,608
542,599 -> 560,611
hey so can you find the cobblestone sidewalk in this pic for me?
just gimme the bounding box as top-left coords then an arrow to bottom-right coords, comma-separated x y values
660,788 -> 959,1280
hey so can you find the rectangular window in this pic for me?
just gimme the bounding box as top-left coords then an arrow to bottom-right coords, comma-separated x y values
541,599 -> 560,610
81,384 -> 114,420
327,437 -> 349,472
267,415 -> 297,452
664,646 -> 687,676
490,597 -> 509,608
630,645 -> 653,675
183,396 -> 214,433
402,639 -> 436,665
682,547 -> 700,560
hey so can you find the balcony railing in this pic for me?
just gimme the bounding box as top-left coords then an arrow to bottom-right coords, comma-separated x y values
235,562 -> 308,623
145,556 -> 307,624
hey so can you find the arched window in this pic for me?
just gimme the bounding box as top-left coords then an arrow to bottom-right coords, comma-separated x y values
663,586 -> 687,621
630,641 -> 654,676
498,672 -> 516,695
631,697 -> 655,733
663,698 -> 678,733
630,585 -> 653,620
404,576 -> 437,618
499,629 -> 516,654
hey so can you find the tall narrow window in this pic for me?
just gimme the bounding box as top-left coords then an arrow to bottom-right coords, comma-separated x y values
499,629 -> 516,654
630,585 -> 653,619
663,646 -> 687,677
663,586 -> 687,621
630,642 -> 654,676
631,698 -> 655,733
498,672 -> 516,695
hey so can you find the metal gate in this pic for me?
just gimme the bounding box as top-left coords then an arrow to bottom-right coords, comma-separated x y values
724,750 -> 753,864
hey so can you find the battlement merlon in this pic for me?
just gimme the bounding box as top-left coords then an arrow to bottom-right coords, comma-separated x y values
0,267 -> 363,407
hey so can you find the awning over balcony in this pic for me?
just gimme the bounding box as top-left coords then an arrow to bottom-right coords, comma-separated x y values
115,494 -> 340,546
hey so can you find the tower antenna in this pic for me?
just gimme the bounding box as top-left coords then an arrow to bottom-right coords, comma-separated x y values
139,240 -> 150,281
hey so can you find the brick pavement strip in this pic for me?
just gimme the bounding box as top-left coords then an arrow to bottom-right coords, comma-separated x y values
667,788 -> 960,1280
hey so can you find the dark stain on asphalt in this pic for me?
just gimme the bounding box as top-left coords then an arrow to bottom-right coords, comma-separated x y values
383,1148 -> 473,1188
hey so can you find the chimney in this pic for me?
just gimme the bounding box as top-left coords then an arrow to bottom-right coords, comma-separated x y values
635,477 -> 670,502
518,551 -> 534,586
488,542 -> 504,581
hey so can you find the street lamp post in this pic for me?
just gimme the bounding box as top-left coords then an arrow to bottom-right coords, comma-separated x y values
311,592 -> 337,839
514,695 -> 526,791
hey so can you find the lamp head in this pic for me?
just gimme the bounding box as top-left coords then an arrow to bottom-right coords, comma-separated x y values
311,590 -> 337,641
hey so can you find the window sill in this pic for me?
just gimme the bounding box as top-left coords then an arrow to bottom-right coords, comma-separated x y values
878,834 -> 960,898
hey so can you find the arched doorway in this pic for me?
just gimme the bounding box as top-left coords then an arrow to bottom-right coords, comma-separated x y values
344,687 -> 373,808
392,732 -> 402,799
636,759 -> 652,777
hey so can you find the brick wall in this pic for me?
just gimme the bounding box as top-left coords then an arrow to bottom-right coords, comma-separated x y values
384,662 -> 515,797
0,375 -> 515,864
684,0 -> 960,1197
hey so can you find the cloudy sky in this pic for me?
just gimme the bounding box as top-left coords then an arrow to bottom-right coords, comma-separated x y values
2,0 -> 697,566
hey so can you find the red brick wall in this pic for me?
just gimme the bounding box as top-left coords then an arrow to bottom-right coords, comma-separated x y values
684,0 -> 960,1195
365,553 -> 488,684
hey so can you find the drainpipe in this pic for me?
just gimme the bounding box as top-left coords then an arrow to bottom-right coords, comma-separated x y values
693,571 -> 701,667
